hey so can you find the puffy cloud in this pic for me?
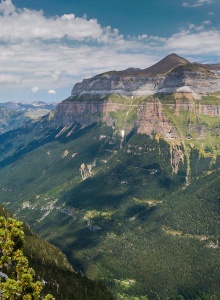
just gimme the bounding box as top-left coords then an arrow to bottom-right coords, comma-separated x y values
0,0 -> 15,15
137,34 -> 148,41
165,29 -> 220,55
31,87 -> 39,93
48,90 -> 56,94
0,0 -> 123,43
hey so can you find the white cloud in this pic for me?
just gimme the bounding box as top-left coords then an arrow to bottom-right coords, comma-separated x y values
0,73 -> 20,85
0,39 -> 158,89
0,0 -> 15,15
0,0 -> 123,44
165,29 -> 220,55
31,87 -> 39,93
188,20 -> 211,31
137,34 -> 148,41
203,20 -> 211,25
182,0 -> 212,7
0,0 -> 219,101
48,90 -> 56,94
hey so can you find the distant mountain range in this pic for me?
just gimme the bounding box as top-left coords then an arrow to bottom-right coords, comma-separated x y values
0,101 -> 55,110
1,54 -> 220,299
0,101 -> 55,134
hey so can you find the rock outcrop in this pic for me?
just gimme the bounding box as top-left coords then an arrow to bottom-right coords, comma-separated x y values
136,99 -> 177,139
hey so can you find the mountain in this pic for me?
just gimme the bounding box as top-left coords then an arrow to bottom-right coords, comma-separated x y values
0,205 -> 114,300
0,101 -> 55,110
70,53 -> 220,98
0,54 -> 220,299
0,101 -> 55,134
197,62 -> 220,72
141,53 -> 190,74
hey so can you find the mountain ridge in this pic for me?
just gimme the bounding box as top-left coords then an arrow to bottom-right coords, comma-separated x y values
135,53 -> 190,75
70,53 -> 220,98
95,53 -> 190,77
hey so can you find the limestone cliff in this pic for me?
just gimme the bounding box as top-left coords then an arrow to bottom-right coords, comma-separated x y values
136,99 -> 177,139
53,53 -> 220,143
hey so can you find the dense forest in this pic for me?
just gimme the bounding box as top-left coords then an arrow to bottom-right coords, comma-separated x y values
0,205 -> 114,300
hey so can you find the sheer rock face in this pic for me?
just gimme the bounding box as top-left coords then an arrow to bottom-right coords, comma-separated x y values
71,74 -> 165,97
54,100 -> 105,127
54,97 -> 220,142
174,99 -> 220,117
136,100 -> 177,139
137,99 -> 220,140
54,54 -> 220,139
54,99 -> 127,127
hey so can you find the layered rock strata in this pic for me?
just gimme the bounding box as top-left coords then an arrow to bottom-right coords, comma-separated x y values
71,54 -> 220,98
54,53 -> 220,140
54,97 -> 220,140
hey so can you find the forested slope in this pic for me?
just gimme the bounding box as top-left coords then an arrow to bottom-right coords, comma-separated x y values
0,205 -> 114,300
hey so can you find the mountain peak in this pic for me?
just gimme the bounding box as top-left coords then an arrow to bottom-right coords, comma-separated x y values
142,53 -> 190,75
165,53 -> 188,61
95,53 -> 190,78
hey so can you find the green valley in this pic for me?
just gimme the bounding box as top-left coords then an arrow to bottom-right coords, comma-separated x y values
1,53 -> 220,299
0,92 -> 220,299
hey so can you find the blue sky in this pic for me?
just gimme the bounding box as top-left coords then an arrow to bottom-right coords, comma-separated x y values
0,0 -> 219,103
